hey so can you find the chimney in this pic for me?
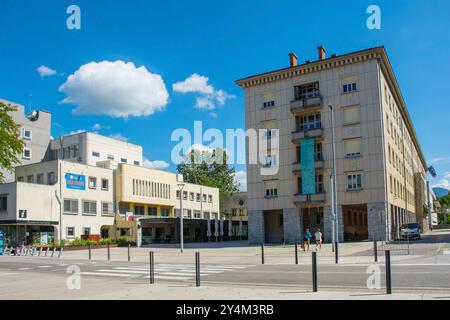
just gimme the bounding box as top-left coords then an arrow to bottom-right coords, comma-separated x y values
289,52 -> 298,67
317,45 -> 326,60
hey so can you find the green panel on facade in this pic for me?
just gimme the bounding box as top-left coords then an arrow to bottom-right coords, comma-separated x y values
301,139 -> 315,195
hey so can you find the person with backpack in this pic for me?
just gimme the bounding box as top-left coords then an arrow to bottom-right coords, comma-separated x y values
302,228 -> 312,251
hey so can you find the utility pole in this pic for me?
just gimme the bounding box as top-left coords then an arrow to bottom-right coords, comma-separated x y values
329,104 -> 339,244
178,183 -> 185,253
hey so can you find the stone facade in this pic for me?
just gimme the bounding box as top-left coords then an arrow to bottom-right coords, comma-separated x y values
324,206 -> 344,243
283,208 -> 301,244
367,202 -> 388,240
248,210 -> 264,244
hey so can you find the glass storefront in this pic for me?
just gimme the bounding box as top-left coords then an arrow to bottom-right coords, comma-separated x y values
0,225 -> 55,246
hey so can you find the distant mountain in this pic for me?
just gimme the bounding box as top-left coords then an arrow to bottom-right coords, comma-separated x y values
434,187 -> 450,198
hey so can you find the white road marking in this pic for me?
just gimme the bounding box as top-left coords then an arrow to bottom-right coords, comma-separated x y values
37,266 -> 52,268
81,272 -> 138,278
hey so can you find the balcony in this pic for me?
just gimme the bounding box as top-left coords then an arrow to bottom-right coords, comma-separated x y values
292,160 -> 325,174
294,193 -> 326,205
291,128 -> 323,143
290,95 -> 323,113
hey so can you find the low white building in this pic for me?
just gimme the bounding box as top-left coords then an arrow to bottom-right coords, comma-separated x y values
0,160 -> 114,245
49,131 -> 143,167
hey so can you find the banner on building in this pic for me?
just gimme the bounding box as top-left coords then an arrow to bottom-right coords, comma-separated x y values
0,230 -> 4,255
65,173 -> 86,190
301,139 -> 315,195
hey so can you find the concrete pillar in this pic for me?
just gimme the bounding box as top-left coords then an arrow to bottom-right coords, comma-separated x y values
324,206 -> 343,243
283,208 -> 301,244
248,210 -> 264,244
368,202 -> 388,241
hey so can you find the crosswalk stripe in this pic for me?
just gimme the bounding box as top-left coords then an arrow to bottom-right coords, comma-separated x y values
96,269 -> 149,275
144,275 -> 192,281
81,272 -> 139,278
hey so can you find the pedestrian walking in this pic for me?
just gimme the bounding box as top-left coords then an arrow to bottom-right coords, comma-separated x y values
302,228 -> 312,251
315,228 -> 323,251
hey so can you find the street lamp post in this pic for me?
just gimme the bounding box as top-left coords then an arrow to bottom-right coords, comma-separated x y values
329,104 -> 339,245
178,183 -> 185,253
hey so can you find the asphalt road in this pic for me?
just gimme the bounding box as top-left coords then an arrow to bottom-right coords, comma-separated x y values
1,230 -> 450,294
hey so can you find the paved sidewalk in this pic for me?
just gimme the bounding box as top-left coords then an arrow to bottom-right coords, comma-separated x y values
0,269 -> 448,300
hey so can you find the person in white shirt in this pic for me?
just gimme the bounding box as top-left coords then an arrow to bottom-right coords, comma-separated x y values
314,229 -> 323,251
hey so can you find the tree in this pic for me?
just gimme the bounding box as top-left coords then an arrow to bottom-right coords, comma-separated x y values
177,148 -> 239,216
438,195 -> 450,208
0,102 -> 24,183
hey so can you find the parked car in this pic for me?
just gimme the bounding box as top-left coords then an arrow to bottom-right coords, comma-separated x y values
400,223 -> 421,240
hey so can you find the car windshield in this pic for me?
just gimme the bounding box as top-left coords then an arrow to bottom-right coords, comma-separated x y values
402,223 -> 419,229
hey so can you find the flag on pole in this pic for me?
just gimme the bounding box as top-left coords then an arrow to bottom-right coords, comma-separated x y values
428,166 -> 437,178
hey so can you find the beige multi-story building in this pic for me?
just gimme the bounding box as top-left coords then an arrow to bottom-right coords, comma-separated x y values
103,162 -> 220,246
236,46 -> 428,244
223,192 -> 248,239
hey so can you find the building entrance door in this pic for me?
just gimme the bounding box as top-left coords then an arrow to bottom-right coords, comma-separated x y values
343,204 -> 369,242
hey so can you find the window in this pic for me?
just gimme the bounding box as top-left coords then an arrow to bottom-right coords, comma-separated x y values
347,173 -> 363,190
88,177 -> 97,189
296,114 -> 321,132
23,148 -> 31,160
261,120 -> 276,137
0,195 -> 7,211
17,176 -> 24,182
190,192 -> 195,201
316,175 -> 324,193
196,193 -> 201,202
344,138 -> 362,157
208,195 -> 212,203
64,199 -> 79,214
279,213 -> 284,226
263,100 -> 275,108
101,179 -> 109,190
23,128 -> 32,140
194,210 -> 201,219
264,180 -> 278,197
184,209 -> 192,218
66,227 -> 75,238
343,106 -> 360,125
47,172 -> 56,185
148,206 -> 157,216
82,227 -> 91,236
343,75 -> 357,93
92,152 -> 100,158
134,161 -> 140,166
295,82 -> 320,100
203,194 -> 207,202
134,205 -> 145,216
36,174 -> 44,185
102,202 -> 114,216
107,154 -> 115,161
83,200 -> 97,215
121,158 -> 128,164
161,208 -> 170,217
176,190 -> 181,199
120,228 -> 132,237
27,175 -> 34,183
183,191 -> 188,200
264,154 -> 277,167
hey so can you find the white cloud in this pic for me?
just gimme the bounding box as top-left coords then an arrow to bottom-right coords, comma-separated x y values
187,143 -> 215,153
173,73 -> 235,111
67,129 -> 87,136
37,65 -> 57,77
143,159 -> 170,170
92,123 -> 102,130
233,170 -> 247,192
108,133 -> 130,142
59,61 -> 169,118
429,157 -> 450,165
433,179 -> 450,190
173,73 -> 214,95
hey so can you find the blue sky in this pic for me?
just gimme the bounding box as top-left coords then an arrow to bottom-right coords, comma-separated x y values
0,0 -> 449,191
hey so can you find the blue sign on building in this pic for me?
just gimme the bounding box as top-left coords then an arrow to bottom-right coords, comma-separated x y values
301,139 -> 316,195
0,230 -> 4,256
65,173 -> 86,190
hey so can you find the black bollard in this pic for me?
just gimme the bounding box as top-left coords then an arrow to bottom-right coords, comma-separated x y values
312,251 -> 318,292
335,242 -> 339,264
107,244 -> 110,261
374,241 -> 378,262
88,244 -> 91,260
295,243 -> 298,265
128,243 -> 131,262
385,250 -> 392,294
149,252 -> 155,284
195,252 -> 201,287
